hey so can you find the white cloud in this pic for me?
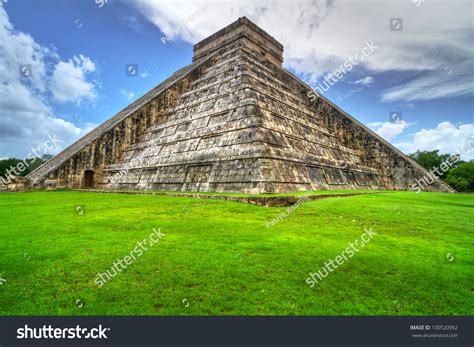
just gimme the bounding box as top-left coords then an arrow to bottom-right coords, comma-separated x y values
367,121 -> 474,160
119,88 -> 135,100
120,15 -> 145,34
50,55 -> 97,104
0,7 -> 92,158
353,76 -> 374,86
392,122 -> 474,160
129,0 -> 473,101
368,120 -> 411,141
381,61 -> 474,102
411,122 -> 474,160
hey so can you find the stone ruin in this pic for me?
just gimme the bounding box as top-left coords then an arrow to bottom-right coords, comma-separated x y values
25,17 -> 453,194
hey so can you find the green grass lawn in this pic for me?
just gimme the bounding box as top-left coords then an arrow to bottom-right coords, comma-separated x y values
85,188 -> 386,197
0,191 -> 472,315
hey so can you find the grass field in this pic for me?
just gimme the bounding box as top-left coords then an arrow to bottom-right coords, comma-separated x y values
0,191 -> 472,315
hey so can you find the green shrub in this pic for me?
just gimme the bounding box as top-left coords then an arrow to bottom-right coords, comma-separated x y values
445,162 -> 474,192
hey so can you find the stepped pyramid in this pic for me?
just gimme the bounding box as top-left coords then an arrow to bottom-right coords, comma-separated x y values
26,17 -> 453,193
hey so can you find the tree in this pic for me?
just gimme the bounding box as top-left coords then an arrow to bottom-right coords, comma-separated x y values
444,175 -> 469,192
0,157 -> 46,182
445,162 -> 474,192
409,150 -> 462,180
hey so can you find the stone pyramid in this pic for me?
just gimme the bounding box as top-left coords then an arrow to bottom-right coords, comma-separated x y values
26,17 -> 453,193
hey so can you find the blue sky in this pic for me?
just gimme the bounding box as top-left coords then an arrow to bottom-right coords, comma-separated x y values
0,0 -> 473,160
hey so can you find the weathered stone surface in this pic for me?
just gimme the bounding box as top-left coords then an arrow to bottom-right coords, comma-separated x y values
26,17 -> 453,193
5,177 -> 26,192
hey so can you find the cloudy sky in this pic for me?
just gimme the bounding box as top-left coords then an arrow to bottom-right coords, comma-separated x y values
0,0 -> 473,160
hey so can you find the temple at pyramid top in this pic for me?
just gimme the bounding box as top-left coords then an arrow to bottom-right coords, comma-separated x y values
193,17 -> 284,67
